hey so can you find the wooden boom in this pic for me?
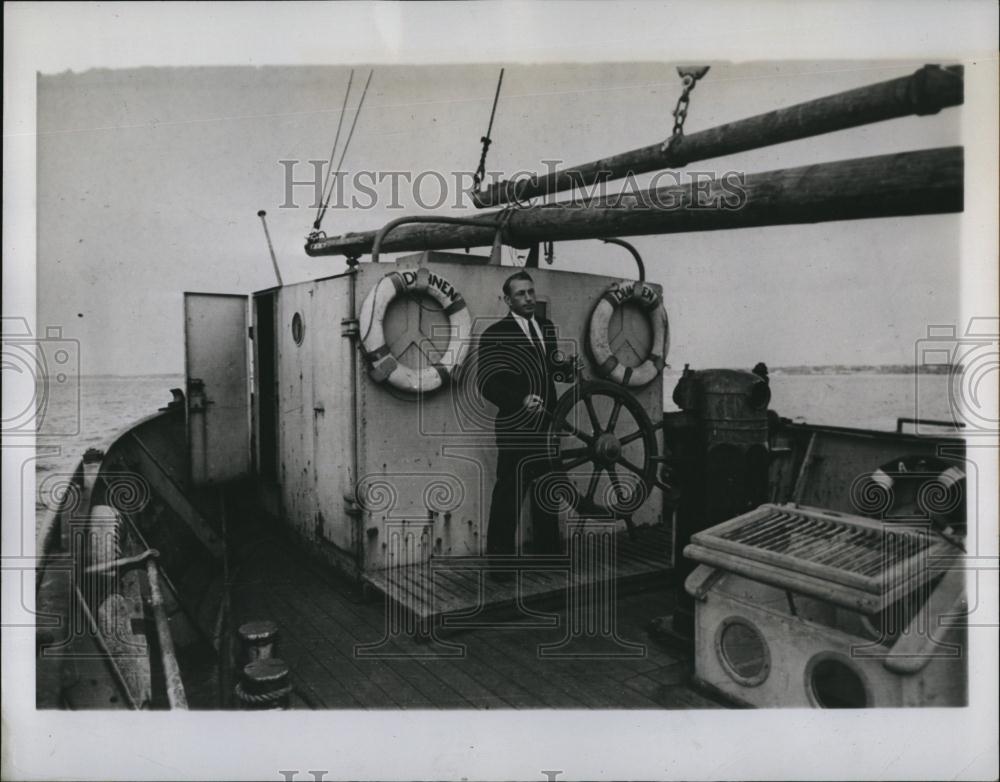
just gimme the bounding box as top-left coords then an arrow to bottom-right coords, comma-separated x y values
305,146 -> 963,258
473,64 -> 963,208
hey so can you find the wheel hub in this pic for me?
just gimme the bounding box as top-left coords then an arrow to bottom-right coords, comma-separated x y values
593,432 -> 622,464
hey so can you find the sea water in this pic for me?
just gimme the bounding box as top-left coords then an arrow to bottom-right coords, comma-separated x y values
31,372 -> 954,530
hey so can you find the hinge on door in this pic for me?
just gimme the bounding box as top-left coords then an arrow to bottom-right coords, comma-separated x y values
188,378 -> 207,411
341,318 -> 359,338
343,492 -> 362,517
248,326 -> 254,340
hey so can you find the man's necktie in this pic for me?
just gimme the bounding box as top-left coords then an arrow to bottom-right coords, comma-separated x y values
527,319 -> 546,362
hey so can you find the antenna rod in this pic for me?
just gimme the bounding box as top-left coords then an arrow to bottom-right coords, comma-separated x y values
473,68 -> 505,190
258,210 -> 283,287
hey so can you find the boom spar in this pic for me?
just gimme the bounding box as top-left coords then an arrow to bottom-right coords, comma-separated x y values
305,146 -> 963,259
472,64 -> 963,208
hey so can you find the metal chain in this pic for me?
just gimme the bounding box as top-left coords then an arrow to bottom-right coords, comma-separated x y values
664,66 -> 710,152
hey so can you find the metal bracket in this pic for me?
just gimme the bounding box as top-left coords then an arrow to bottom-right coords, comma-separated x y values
341,318 -> 359,338
343,496 -> 363,518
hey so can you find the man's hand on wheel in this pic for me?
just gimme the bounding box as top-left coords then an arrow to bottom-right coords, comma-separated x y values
522,394 -> 545,413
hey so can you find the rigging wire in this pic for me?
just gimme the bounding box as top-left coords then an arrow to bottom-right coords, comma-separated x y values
313,69 -> 355,230
314,68 -> 375,232
473,68 -> 505,191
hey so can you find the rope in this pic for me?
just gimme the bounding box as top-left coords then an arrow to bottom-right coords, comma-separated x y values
358,275 -> 383,346
234,681 -> 293,706
492,203 -> 522,265
315,69 -> 375,231
313,70 -> 355,230
473,68 -> 505,191
497,203 -> 519,243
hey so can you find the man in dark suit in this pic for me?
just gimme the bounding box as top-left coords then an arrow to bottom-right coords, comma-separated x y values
477,270 -> 567,563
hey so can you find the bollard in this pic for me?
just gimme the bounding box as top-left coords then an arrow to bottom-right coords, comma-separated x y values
234,658 -> 292,710
238,619 -> 279,664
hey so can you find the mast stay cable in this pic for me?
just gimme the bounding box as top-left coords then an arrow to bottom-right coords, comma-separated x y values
313,69 -> 375,233
312,69 -> 355,230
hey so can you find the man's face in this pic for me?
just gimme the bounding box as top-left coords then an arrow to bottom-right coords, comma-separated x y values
504,279 -> 536,318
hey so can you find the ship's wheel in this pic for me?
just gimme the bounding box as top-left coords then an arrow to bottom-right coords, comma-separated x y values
545,380 -> 675,536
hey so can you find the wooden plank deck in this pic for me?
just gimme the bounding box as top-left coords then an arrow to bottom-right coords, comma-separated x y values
229,524 -> 723,710
364,523 -> 674,622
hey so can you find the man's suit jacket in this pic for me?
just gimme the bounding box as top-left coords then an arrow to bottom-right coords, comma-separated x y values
477,313 -> 559,433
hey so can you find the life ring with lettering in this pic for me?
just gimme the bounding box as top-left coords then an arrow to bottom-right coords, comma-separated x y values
358,267 -> 472,394
587,280 -> 669,387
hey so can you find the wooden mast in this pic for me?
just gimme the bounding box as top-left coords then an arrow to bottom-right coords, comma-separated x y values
305,147 -> 963,258
472,64 -> 963,208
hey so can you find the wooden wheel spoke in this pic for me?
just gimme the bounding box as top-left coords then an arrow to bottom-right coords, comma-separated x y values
559,420 -> 594,444
655,477 -> 676,493
547,381 -> 658,518
584,468 -> 603,505
583,396 -> 601,434
618,457 -> 646,479
606,399 -> 623,433
607,465 -> 626,503
656,478 -> 681,502
618,428 -> 644,446
560,454 -> 593,471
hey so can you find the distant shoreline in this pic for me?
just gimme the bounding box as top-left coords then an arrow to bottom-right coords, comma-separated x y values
767,364 -> 960,376
78,365 -> 961,379
78,373 -> 185,379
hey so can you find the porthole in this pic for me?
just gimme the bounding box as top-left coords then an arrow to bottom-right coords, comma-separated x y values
806,653 -> 871,708
291,312 -> 305,345
715,616 -> 771,687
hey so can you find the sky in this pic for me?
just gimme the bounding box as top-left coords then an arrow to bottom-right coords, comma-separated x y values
33,58 -> 969,375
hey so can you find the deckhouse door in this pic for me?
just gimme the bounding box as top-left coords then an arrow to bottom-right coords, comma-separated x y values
184,292 -> 250,485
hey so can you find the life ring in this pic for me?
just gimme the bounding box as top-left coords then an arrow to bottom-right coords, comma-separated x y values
358,267 -> 472,393
588,280 -> 669,387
